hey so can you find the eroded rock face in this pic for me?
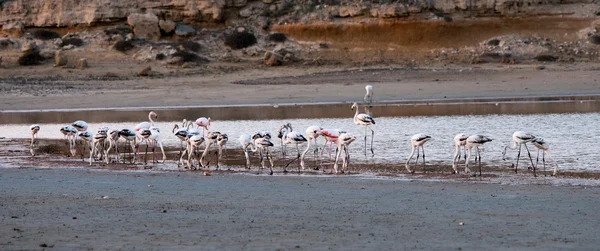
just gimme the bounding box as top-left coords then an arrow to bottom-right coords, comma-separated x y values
0,0 -> 227,28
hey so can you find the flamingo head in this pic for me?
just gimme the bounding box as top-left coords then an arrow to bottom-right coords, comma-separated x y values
172,124 -> 180,133
351,102 -> 357,110
149,111 -> 158,120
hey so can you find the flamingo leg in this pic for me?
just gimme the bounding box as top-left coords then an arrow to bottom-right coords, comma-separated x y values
452,145 -> 460,174
243,146 -> 250,169
478,147 -> 482,177
515,144 -> 521,173
369,126 -> 375,156
405,146 -> 416,173
363,126 -> 367,156
313,138 -> 319,170
296,143 -> 301,173
524,144 -> 536,177
267,148 -> 274,175
421,145 -> 426,171
464,146 -> 472,175
333,144 -> 342,174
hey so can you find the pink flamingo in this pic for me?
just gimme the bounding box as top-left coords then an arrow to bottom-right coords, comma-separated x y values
405,134 -> 432,173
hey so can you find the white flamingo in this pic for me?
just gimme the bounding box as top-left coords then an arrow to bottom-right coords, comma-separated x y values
29,124 -> 40,156
78,131 -> 93,161
134,111 -> 165,164
60,125 -> 78,157
90,128 -> 108,165
200,132 -> 228,169
173,119 -> 189,160
277,123 -> 293,159
364,85 -> 373,104
186,134 -> 205,170
451,133 -> 469,174
351,102 -> 376,156
195,117 -> 211,136
254,137 -> 275,175
178,124 -> 202,168
502,131 -> 537,176
405,134 -> 432,173
465,135 -> 493,176
300,125 -> 323,170
333,133 -> 357,174
118,129 -> 137,163
531,138 -> 559,176
72,120 -> 89,156
364,85 -> 373,115
279,124 -> 308,172
105,129 -> 120,163
239,131 -> 270,169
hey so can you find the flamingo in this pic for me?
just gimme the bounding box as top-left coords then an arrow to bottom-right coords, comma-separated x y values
173,119 -> 190,160
105,129 -> 120,163
134,111 -> 165,164
405,134 -> 432,173
195,117 -> 211,136
333,133 -> 357,174
29,124 -> 40,156
90,128 -> 108,165
254,137 -> 275,175
451,133 -> 469,174
277,123 -> 293,160
78,131 -> 93,161
186,134 -> 205,170
465,135 -> 493,176
279,124 -> 308,172
72,120 -> 89,156
300,125 -> 323,170
177,124 -> 202,168
60,125 -> 78,157
118,129 -> 137,163
502,131 -> 537,176
239,131 -> 270,169
200,132 -> 228,169
351,102 -> 376,156
364,85 -> 373,115
364,85 -> 373,104
316,128 -> 346,172
531,138 -> 559,176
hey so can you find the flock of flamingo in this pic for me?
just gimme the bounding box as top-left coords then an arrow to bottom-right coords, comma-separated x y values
26,85 -> 559,176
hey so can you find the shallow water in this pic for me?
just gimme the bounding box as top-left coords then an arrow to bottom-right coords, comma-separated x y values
2,113 -> 599,172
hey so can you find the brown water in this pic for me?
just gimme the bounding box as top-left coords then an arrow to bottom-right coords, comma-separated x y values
1,95 -> 599,124
272,17 -> 594,49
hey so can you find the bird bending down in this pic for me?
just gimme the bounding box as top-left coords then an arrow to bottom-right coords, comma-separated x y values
60,125 -> 78,157
405,134 -> 432,173
279,124 -> 308,172
200,131 -> 228,169
118,129 -> 137,163
316,128 -> 346,173
186,134 -> 205,170
502,131 -> 537,176
78,131 -> 93,161
531,138 -> 558,176
451,133 -> 469,173
72,120 -> 89,156
465,135 -> 493,176
105,129 -> 120,163
300,125 -> 323,170
351,102 -> 376,156
29,124 -> 40,156
90,128 -> 109,165
254,137 -> 275,175
135,111 -> 166,164
239,131 -> 271,169
333,133 -> 357,174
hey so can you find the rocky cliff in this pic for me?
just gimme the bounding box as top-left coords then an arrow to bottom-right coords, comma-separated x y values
1,0 -> 598,30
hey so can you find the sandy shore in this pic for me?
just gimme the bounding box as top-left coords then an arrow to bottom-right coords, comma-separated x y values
1,167 -> 598,250
1,62 -> 600,110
